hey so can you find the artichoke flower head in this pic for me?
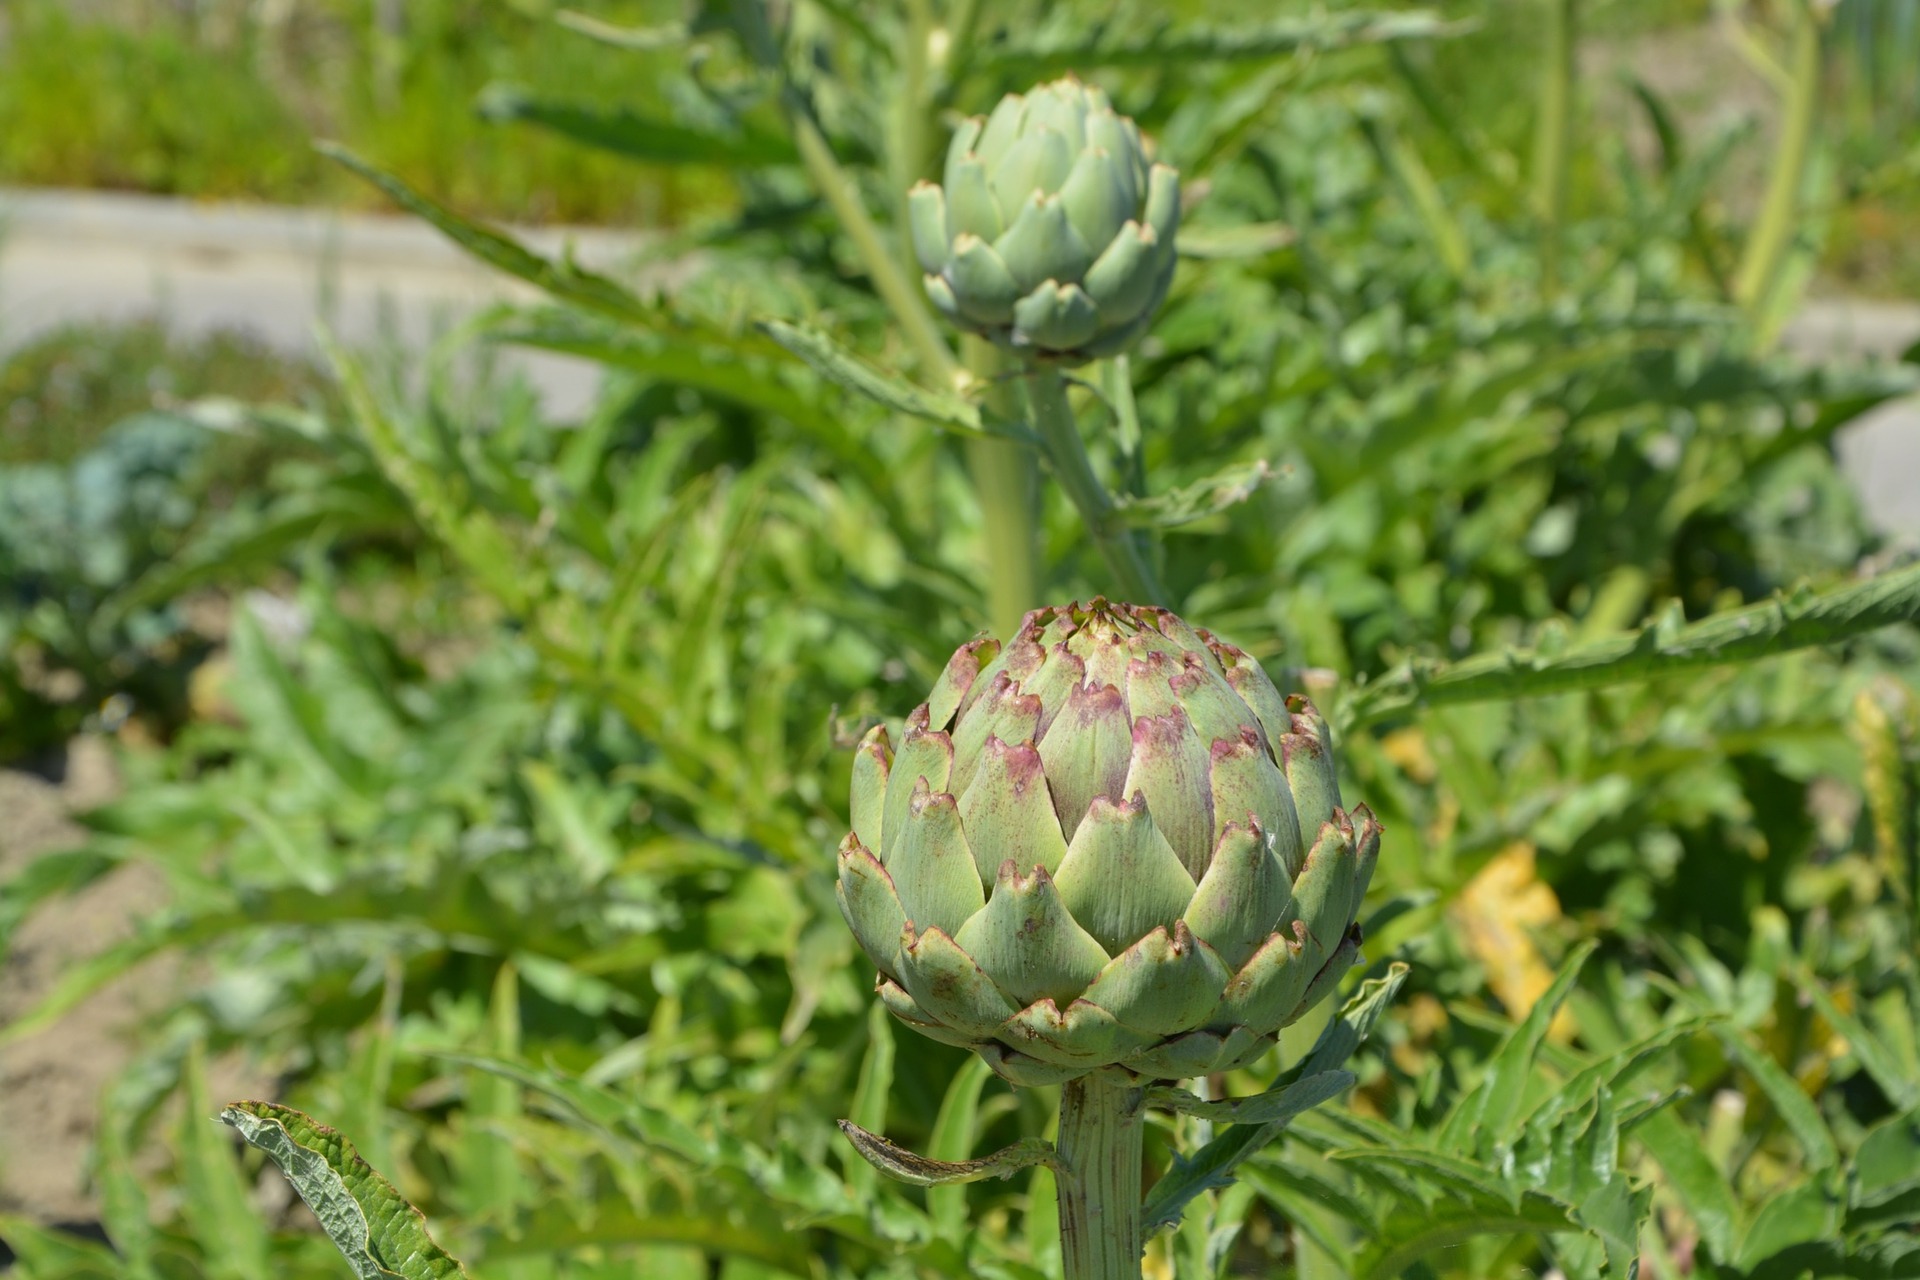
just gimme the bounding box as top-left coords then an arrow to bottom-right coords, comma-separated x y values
838,601 -> 1380,1086
909,77 -> 1180,362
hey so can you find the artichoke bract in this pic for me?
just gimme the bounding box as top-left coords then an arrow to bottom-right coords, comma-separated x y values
837,601 -> 1380,1086
910,77 -> 1179,362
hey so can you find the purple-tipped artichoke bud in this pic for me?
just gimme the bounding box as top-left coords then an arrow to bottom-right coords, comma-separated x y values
909,76 -> 1179,363
835,600 -> 1380,1087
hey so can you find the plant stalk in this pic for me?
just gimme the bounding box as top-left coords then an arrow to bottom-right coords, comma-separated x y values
1055,1069 -> 1145,1280
784,82 -> 1059,634
1734,0 -> 1821,333
1023,365 -> 1167,606
964,338 -> 1042,636
1530,0 -> 1577,299
783,95 -> 959,386
889,0 -> 937,272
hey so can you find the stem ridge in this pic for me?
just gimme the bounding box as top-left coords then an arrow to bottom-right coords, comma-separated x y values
1024,366 -> 1168,607
1056,1068 -> 1146,1280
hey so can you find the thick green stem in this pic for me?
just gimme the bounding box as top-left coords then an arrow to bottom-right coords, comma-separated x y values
785,86 -> 1054,629
889,0 -> 936,271
1056,1069 -> 1145,1280
1734,0 -> 1820,334
964,339 -> 1042,636
1530,0 -> 1577,299
1024,365 -> 1167,606
784,96 -> 959,385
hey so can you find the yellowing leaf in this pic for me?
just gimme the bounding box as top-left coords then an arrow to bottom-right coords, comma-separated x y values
1453,842 -> 1573,1042
1379,727 -> 1437,783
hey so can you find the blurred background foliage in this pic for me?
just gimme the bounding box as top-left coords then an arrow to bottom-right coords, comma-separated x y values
0,0 -> 729,223
3,0 -> 1920,1276
0,0 -> 1917,289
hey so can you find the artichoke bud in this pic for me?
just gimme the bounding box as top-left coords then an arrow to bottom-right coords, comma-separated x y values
836,601 -> 1382,1087
912,76 -> 1179,363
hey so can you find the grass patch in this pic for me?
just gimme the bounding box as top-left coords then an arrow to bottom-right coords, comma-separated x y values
0,318 -> 335,468
0,0 -> 734,225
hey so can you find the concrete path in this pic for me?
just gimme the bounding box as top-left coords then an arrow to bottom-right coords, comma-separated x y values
0,186 -> 653,418
2,185 -> 1916,532
1781,299 -> 1920,538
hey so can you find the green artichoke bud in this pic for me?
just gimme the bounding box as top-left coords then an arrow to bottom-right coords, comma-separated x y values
910,77 -> 1179,362
837,601 -> 1380,1086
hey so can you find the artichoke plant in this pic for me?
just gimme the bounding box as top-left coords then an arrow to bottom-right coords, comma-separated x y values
908,77 -> 1180,362
837,600 -> 1379,1087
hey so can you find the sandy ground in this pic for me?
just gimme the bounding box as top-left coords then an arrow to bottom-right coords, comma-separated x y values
0,739 -> 277,1264
0,738 -> 164,1226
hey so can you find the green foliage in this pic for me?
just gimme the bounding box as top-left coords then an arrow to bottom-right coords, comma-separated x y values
0,411 -> 231,755
0,321 -> 346,754
5,1 -> 1920,1278
0,3 -> 312,199
223,1102 -> 472,1280
0,0 -> 730,223
0,320 -> 335,468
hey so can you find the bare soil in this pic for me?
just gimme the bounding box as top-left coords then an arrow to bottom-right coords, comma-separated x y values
0,737 -> 166,1226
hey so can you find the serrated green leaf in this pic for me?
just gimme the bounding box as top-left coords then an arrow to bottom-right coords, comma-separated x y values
1615,1085 -> 1691,1134
433,1053 -> 713,1166
1634,1106 -> 1741,1258
1516,1016 -> 1718,1135
494,317 -> 904,511
1239,1162 -> 1368,1267
1342,560 -> 1920,728
325,337 -> 538,616
1136,965 -> 1405,1237
1736,1179 -> 1844,1273
1441,940 -> 1595,1155
1351,1192 -> 1583,1280
1141,1071 -> 1357,1234
1328,1146 -> 1529,1209
1716,1028 -> 1840,1171
228,605 -> 370,798
520,762 -> 620,884
220,1101 -> 471,1280
1110,461 -> 1272,530
97,481 -> 407,630
758,321 -> 1034,443
1853,1110 -> 1920,1210
317,142 -> 660,328
475,84 -> 798,167
1297,963 -> 1410,1081
1148,1071 -> 1356,1124
836,1121 -> 1063,1188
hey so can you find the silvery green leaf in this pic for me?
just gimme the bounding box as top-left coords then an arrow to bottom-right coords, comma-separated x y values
221,1102 -> 470,1280
1110,461 -> 1272,529
837,1120 -> 1063,1187
758,321 -> 1036,444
